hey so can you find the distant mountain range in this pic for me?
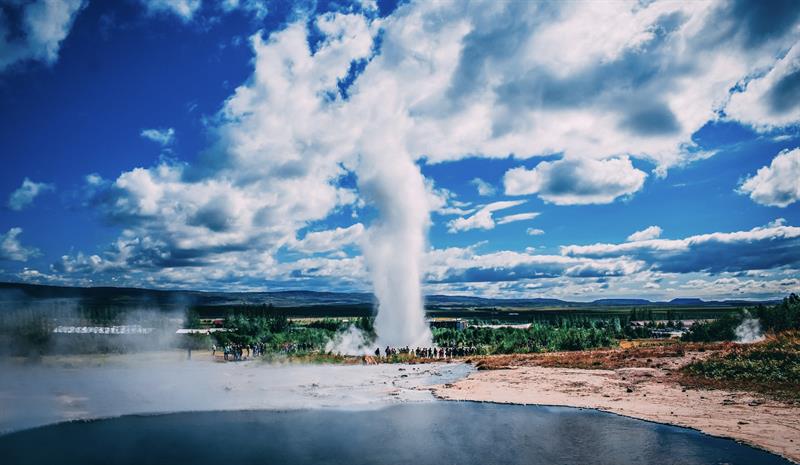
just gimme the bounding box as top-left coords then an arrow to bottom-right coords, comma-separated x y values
0,282 -> 778,309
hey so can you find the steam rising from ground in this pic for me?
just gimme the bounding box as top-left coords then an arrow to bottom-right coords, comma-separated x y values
325,325 -> 373,355
735,312 -> 765,344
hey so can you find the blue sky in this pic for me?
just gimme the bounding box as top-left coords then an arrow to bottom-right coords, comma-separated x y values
0,0 -> 799,300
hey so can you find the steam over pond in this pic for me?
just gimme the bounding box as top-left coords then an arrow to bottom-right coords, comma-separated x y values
0,356 -> 470,434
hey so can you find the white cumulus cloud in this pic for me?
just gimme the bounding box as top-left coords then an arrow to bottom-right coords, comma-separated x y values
738,148 -> 800,207
68,13 -> 376,283
504,157 -> 647,205
726,43 -> 800,130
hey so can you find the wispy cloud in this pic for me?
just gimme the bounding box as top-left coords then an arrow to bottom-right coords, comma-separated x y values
497,212 -> 540,225
139,0 -> 201,22
0,0 -> 86,72
140,127 -> 176,146
7,178 -> 54,211
447,200 -> 526,233
0,228 -> 39,262
470,178 -> 496,196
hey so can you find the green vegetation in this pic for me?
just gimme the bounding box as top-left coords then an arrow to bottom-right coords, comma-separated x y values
208,315 -> 375,354
682,294 -> 800,342
755,293 -> 800,332
211,315 -> 333,353
683,332 -> 800,400
433,318 -> 622,354
681,314 -> 740,342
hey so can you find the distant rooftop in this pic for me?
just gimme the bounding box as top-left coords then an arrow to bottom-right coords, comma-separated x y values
53,325 -> 153,335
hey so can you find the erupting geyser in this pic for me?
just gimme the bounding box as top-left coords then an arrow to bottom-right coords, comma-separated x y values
358,133 -> 432,348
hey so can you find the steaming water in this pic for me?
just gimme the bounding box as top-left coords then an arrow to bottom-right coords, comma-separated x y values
0,357 -> 470,434
0,403 -> 791,465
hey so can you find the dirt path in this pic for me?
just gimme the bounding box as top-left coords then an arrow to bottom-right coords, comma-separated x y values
433,350 -> 800,463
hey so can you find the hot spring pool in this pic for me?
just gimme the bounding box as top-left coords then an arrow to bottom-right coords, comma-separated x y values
0,402 -> 791,465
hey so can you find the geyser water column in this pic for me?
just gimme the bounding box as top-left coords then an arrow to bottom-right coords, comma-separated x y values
358,134 -> 433,348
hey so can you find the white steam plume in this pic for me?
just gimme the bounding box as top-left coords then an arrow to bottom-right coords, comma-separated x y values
734,311 -> 765,344
357,110 -> 433,348
325,325 -> 373,355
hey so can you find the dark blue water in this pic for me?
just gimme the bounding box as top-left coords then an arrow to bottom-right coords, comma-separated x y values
0,402 -> 790,465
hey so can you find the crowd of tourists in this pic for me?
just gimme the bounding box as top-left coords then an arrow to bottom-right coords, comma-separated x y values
277,342 -> 316,353
213,343 -> 267,361
210,342 -> 478,362
376,346 -> 478,359
212,342 -> 319,360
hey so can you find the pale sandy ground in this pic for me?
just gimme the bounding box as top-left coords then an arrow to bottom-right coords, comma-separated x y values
433,361 -> 800,463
